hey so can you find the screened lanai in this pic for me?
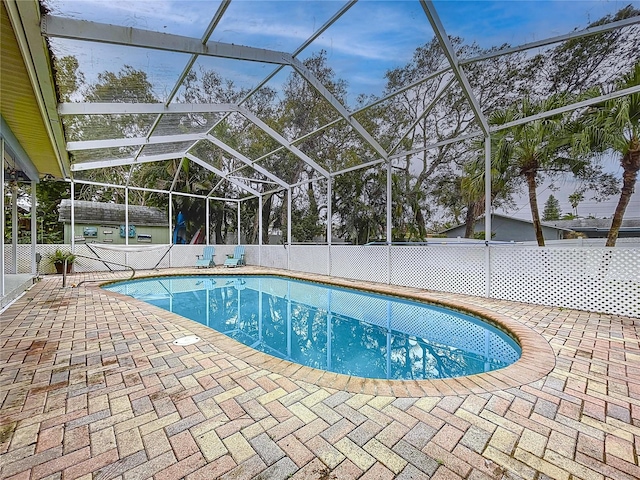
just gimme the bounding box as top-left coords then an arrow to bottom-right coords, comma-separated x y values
2,0 -> 640,315
4,3 -> 640,479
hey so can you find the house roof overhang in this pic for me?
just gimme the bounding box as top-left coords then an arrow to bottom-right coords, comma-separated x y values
1,0 -> 70,180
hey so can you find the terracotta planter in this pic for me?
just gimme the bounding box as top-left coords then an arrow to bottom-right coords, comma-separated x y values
54,262 -> 73,274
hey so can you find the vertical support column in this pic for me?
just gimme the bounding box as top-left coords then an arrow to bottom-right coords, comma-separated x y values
258,195 -> 263,266
386,300 -> 392,378
31,181 -> 37,274
70,181 -> 75,252
11,183 -> 17,274
1,139 -> 5,296
287,188 -> 292,271
258,278 -> 263,343
168,192 -> 173,267
205,198 -> 210,245
386,160 -> 392,284
326,289 -> 332,370
286,281 -> 291,357
124,187 -> 129,246
484,136 -> 492,297
237,201 -> 241,245
326,177 -> 332,276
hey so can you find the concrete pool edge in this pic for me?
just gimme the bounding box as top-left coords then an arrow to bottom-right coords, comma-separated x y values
96,267 -> 556,398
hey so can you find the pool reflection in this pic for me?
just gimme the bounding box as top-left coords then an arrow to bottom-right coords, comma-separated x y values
105,276 -> 520,380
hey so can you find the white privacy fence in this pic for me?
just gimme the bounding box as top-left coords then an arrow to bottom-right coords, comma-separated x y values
6,243 -> 639,318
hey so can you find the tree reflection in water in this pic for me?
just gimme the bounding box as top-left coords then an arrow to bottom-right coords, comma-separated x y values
106,276 -> 520,380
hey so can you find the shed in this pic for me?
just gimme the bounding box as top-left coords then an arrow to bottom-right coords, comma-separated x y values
58,200 -> 169,244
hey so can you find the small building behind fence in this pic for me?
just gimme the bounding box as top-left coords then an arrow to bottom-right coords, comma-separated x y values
58,199 -> 169,245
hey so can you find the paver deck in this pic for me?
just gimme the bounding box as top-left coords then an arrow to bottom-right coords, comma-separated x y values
1,267 -> 638,479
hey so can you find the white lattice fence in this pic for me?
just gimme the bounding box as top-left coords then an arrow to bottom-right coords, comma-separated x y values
389,246 -> 486,296
490,247 -> 640,317
330,246 -> 388,283
5,243 -> 639,317
259,245 -> 288,269
289,245 -> 329,275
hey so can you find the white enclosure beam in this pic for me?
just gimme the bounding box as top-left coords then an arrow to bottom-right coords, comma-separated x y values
420,1 -> 490,135
71,152 -> 184,171
389,76 -> 456,155
205,198 -> 210,245
42,15 -> 293,65
462,15 -> 640,66
11,187 -> 17,273
259,195 -> 263,259
165,0 -> 231,106
387,84 -> 640,162
73,178 -> 232,202
493,85 -> 640,132
124,187 -> 129,246
386,160 -> 392,245
290,57 -> 389,161
237,202 -> 241,245
0,140 -> 4,295
67,133 -> 207,151
137,1 -> 231,177
185,153 -> 262,197
237,108 -> 331,178
204,134 -> 290,188
484,136 -> 492,297
31,182 -> 37,273
484,137 -> 492,243
70,182 -> 75,251
331,158 -> 387,178
198,0 -> 358,151
390,132 -> 483,160
59,103 -> 238,116
169,193 -> 173,245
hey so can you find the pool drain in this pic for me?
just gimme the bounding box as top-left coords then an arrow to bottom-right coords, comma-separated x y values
172,335 -> 200,346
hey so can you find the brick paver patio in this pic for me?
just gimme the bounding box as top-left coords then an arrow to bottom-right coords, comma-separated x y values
1,267 -> 638,479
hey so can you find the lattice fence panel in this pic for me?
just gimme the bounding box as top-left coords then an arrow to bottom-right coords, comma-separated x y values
260,246 -> 288,268
74,244 -> 126,272
491,247 -> 640,317
166,245 -> 204,268
243,246 -> 259,266
213,245 -> 237,265
289,245 -> 329,275
330,246 -> 388,283
389,246 -> 486,296
6,245 -> 31,274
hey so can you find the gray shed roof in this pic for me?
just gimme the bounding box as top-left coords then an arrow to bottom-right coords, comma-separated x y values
58,200 -> 168,227
548,218 -> 640,232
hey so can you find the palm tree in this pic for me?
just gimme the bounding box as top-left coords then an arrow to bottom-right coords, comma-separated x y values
593,64 -> 640,246
460,138 -> 515,239
568,191 -> 584,217
489,94 -> 581,246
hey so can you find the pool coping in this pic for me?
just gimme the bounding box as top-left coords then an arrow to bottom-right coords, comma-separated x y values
94,267 -> 556,397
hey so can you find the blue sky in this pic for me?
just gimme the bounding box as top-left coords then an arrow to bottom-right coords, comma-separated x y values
47,0 -> 639,219
48,0 -> 640,102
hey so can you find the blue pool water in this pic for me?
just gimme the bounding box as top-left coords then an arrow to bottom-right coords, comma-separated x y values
104,275 -> 521,380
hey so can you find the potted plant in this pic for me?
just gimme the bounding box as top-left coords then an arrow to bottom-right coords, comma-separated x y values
48,249 -> 76,274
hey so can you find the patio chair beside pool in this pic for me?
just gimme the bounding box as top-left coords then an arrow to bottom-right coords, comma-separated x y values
195,246 -> 215,268
224,245 -> 245,267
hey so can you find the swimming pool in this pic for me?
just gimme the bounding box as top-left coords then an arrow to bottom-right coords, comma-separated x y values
104,275 -> 521,380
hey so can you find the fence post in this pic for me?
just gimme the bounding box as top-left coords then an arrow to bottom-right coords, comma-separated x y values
485,243 -> 491,297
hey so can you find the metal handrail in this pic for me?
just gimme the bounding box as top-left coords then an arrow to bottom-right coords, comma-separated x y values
67,254 -> 136,288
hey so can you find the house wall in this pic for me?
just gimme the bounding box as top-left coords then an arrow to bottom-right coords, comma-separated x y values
63,223 -> 170,244
443,217 -> 565,242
